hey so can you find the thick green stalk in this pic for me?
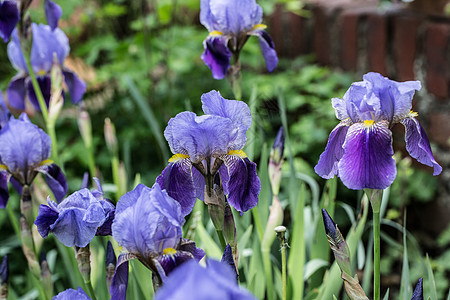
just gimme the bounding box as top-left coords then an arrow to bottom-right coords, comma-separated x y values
281,245 -> 287,300
85,280 -> 97,300
262,249 -> 274,300
216,229 -> 227,250
373,210 -> 381,300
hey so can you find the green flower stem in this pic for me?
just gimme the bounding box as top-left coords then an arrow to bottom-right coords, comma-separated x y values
373,210 -> 380,300
85,280 -> 97,300
251,207 -> 264,242
87,144 -> 96,182
366,189 -> 382,300
111,155 -> 121,201
262,249 -> 274,300
24,54 -> 62,167
281,244 -> 287,300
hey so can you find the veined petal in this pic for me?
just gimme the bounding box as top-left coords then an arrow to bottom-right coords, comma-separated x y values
156,160 -> 197,216
34,200 -> 59,238
154,250 -> 194,281
338,121 -> 397,190
44,0 -> 62,31
410,278 -> 423,300
222,154 -> 260,213
0,172 -> 10,208
251,30 -> 278,72
164,111 -> 235,163
401,116 -> 442,176
314,121 -> 350,179
0,0 -> 20,43
201,90 -> 251,149
178,238 -> 205,262
207,0 -> 262,35
26,75 -> 52,111
53,287 -> 91,300
37,163 -> 68,203
110,253 -> 135,300
63,69 -> 86,104
201,35 -> 232,80
6,74 -> 27,110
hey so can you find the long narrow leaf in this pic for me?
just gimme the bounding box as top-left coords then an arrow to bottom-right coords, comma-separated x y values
425,254 -> 438,300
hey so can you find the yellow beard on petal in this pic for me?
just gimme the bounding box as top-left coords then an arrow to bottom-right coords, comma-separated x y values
251,24 -> 267,31
363,120 -> 375,129
163,247 -> 177,255
168,153 -> 189,163
227,150 -> 247,158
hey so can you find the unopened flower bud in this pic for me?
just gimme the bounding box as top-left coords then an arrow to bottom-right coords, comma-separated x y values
205,184 -> 225,232
411,278 -> 423,300
78,106 -> 92,149
0,255 -> 8,299
268,127 -> 284,195
75,245 -> 91,282
105,241 -> 116,288
223,202 -> 236,247
20,185 -> 33,226
321,209 -> 351,276
104,118 -> 118,155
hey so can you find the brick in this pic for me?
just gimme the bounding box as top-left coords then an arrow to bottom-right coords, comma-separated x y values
428,111 -> 450,148
424,22 -> 449,99
392,14 -> 423,81
338,10 -> 359,71
366,12 -> 388,75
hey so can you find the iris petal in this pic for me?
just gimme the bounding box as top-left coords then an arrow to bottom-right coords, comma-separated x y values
252,30 -> 278,72
6,75 -> 27,110
338,121 -> 397,190
222,154 -> 260,213
6,30 -> 27,72
154,250 -> 194,281
63,69 -> 86,104
156,160 -> 197,216
201,36 -> 232,80
314,121 -> 350,179
26,75 -> 52,111
110,253 -> 135,300
37,163 -> 68,203
0,1 -> 19,43
0,172 -> 9,208
401,117 -> 442,176
35,202 -> 59,238
44,0 -> 62,31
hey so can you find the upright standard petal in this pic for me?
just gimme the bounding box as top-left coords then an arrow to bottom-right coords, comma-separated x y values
6,75 -> 27,110
164,111 -> 235,163
44,0 -> 62,31
207,0 -> 262,34
201,90 -> 251,149
0,113 -> 51,180
222,152 -> 260,213
156,160 -> 197,216
338,121 -> 397,190
112,184 -> 184,257
0,0 -> 19,43
7,30 -> 27,72
401,117 -> 442,176
0,172 -> 9,208
201,36 -> 232,80
314,121 -> 350,179
63,69 -> 86,104
253,30 -> 278,72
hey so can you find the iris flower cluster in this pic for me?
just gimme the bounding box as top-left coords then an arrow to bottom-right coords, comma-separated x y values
315,72 -> 442,190
157,90 -> 261,215
200,0 -> 278,79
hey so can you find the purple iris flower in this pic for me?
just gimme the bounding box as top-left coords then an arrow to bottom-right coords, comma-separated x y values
53,287 -> 91,300
110,184 -> 204,299
200,0 -> 278,79
0,0 -> 19,43
156,90 -> 261,216
315,72 -> 442,190
154,259 -> 256,300
7,23 -> 86,111
35,178 -> 114,247
0,113 -> 67,208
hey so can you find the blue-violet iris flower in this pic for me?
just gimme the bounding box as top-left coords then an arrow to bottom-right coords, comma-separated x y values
200,0 -> 278,79
314,72 -> 442,190
0,0 -> 19,43
7,23 -> 86,111
44,0 -> 62,31
0,92 -> 11,129
154,259 -> 256,300
110,184 -> 204,300
0,113 -> 67,208
34,178 -> 115,247
156,90 -> 261,216
53,287 -> 91,300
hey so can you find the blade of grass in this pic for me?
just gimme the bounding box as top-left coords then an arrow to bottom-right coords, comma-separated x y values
425,254 -> 438,300
400,213 -> 410,300
125,76 -> 168,163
